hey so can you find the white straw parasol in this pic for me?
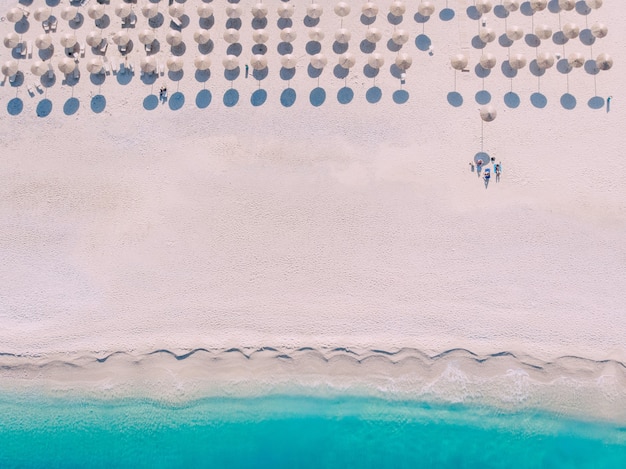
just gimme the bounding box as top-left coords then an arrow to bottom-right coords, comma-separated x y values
60,33 -> 78,48
562,23 -> 580,39
140,56 -> 157,73
338,52 -> 356,69
222,55 -> 239,70
35,33 -> 52,49
277,3 -> 295,19
166,30 -> 183,46
567,52 -> 585,68
480,53 -> 497,69
389,1 -> 406,16
591,23 -> 608,39
86,57 -> 104,74
310,53 -> 327,69
503,0 -> 519,11
194,29 -> 211,45
509,53 -> 527,69
4,32 -> 20,49
31,60 -> 48,76
480,105 -> 497,122
226,4 -> 242,19
475,0 -> 493,14
334,2 -> 351,17
61,6 -> 78,22
86,30 -> 103,48
166,56 -> 184,72
530,0 -> 547,11
392,29 -> 409,46
395,52 -> 412,70
194,55 -> 211,70
58,57 -> 76,74
251,3 -> 268,19
534,25 -> 552,40
197,4 -> 213,19
307,4 -> 323,19
309,27 -> 324,41
506,26 -> 524,41
450,54 -> 468,71
250,54 -> 268,70
368,53 -> 384,69
479,28 -> 496,43
252,29 -> 269,44
558,0 -> 575,10
596,53 -> 613,71
112,31 -> 131,46
334,28 -> 351,44
138,29 -> 155,45
281,54 -> 297,69
536,51 -> 555,69
168,4 -> 185,19
223,29 -> 240,44
280,28 -> 297,43
361,2 -> 378,18
6,7 -> 24,23
34,6 -> 52,22
141,4 -> 158,19
366,28 -> 382,43
418,2 -> 436,17
115,3 -> 131,19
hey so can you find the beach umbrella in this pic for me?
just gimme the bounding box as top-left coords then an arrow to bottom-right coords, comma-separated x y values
115,3 -> 132,19
280,54 -> 297,69
31,60 -> 48,76
475,0 -> 492,14
596,53 -> 613,71
33,6 -> 52,22
197,4 -> 213,19
310,53 -> 328,69
479,28 -> 496,43
194,55 -> 211,70
194,29 -> 211,45
506,26 -> 524,42
58,57 -> 76,74
536,51 -> 555,69
169,4 -> 185,19
140,56 -> 157,73
534,24 -> 552,40
562,23 -> 580,40
250,54 -> 267,70
35,34 -> 53,50
530,0 -> 547,11
503,0 -> 519,11
365,28 -> 382,43
222,55 -> 239,70
567,52 -> 585,68
86,30 -> 103,48
86,57 -> 104,74
6,7 -> 23,23
280,28 -> 297,43
307,4 -> 323,19
334,28 -> 351,44
278,3 -> 295,18
223,29 -> 240,44
251,3 -> 268,19
389,1 -> 406,16
450,54 -> 468,71
395,53 -> 412,70
368,53 -> 385,69
4,32 -> 20,49
362,2 -> 378,18
2,59 -> 19,76
226,4 -> 242,19
480,105 -> 497,122
166,56 -> 183,72
61,6 -> 78,22
418,2 -> 436,17
479,53 -> 497,69
138,29 -> 155,45
558,0 -> 575,10
334,2 -> 351,17
166,30 -> 183,46
88,4 -> 106,20
141,4 -> 158,19
392,29 -> 409,46
591,23 -> 608,39
252,29 -> 269,44
338,52 -> 356,69
509,53 -> 527,69
309,27 -> 325,42
112,31 -> 131,46
586,0 -> 602,8
60,33 -> 78,48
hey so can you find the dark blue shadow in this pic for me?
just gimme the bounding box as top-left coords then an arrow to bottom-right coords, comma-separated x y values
530,92 -> 547,108
196,89 -> 212,109
7,97 -> 23,115
63,97 -> 79,115
504,92 -> 521,108
35,98 -> 52,117
439,8 -> 455,21
91,94 -> 106,113
116,70 -> 133,85
447,91 -> 463,107
169,92 -> 185,110
475,90 -> 491,104
393,90 -> 409,104
588,96 -> 604,109
337,87 -> 354,104
280,88 -> 296,107
560,93 -> 576,110
309,87 -> 325,107
224,88 -> 239,107
143,94 -> 159,110
366,86 -> 382,104
251,88 -> 267,106
415,34 -> 432,51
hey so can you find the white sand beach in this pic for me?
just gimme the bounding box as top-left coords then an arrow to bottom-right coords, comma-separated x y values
1,0 -> 625,415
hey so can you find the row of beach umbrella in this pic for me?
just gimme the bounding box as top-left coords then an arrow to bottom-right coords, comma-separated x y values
449,51 -> 612,72
476,21 -> 608,44
474,0 -> 603,14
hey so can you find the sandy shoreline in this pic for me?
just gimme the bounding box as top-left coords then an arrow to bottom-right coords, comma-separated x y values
1,0 -> 625,418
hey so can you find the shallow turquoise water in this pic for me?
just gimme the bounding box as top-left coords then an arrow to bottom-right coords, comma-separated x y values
1,394 -> 625,468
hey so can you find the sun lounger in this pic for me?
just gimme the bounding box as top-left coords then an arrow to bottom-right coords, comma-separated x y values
27,41 -> 32,58
35,82 -> 43,93
119,44 -> 127,53
104,61 -> 111,75
170,15 -> 182,28
99,39 -> 108,54
9,74 -> 16,83
159,62 -> 164,76
47,62 -> 54,78
73,67 -> 79,79
27,83 -> 34,95
42,21 -> 50,32
50,18 -> 58,32
145,43 -> 152,53
111,58 -> 118,74
129,14 -> 137,27
19,7 -> 30,18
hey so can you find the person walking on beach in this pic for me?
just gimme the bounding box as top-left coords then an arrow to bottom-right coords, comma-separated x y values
495,162 -> 502,182
245,64 -> 249,78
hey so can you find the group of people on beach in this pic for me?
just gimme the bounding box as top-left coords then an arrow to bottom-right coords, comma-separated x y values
470,157 -> 501,185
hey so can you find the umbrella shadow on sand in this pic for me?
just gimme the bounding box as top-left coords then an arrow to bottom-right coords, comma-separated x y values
223,88 -> 239,107
309,87 -> 326,106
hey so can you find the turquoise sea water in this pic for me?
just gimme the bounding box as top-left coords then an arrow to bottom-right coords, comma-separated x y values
1,394 -> 625,468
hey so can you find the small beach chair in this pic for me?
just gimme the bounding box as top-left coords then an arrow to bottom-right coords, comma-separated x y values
80,43 -> 85,57
47,62 -> 54,78
129,14 -> 137,27
19,7 -> 30,18
170,16 -> 182,29
43,21 -> 50,32
50,18 -> 58,32
159,62 -> 164,75
99,39 -> 108,54
145,42 -> 152,53
27,83 -> 35,96
73,67 -> 79,79
35,82 -> 43,93
104,61 -> 111,75
9,74 -> 16,83
111,58 -> 118,74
